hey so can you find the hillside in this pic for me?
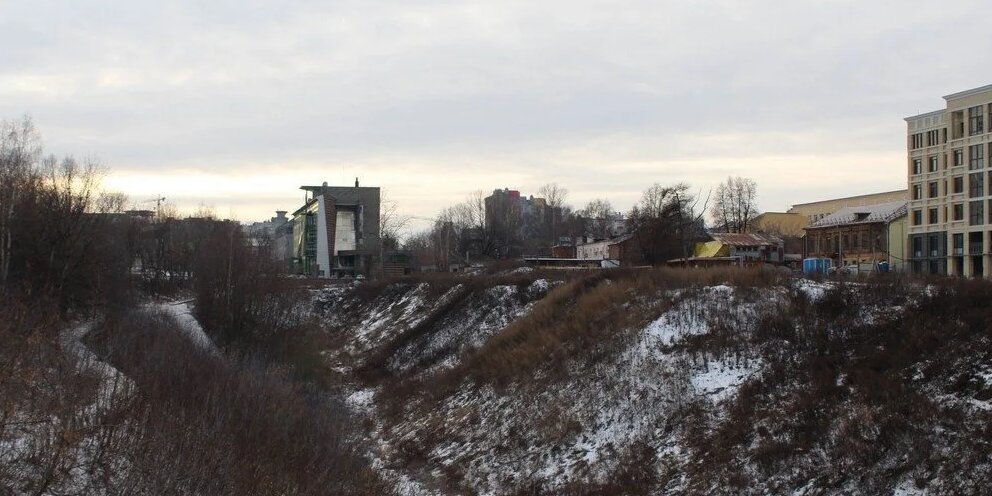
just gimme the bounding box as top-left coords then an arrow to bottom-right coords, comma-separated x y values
310,269 -> 992,495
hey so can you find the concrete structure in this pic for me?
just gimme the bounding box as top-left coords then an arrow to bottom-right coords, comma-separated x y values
804,201 -> 907,269
788,190 -> 907,224
291,180 -> 380,278
573,234 -> 640,266
906,84 -> 992,277
576,238 -> 612,260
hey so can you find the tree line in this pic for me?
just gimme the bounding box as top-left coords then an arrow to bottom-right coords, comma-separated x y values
0,116 -> 382,494
402,176 -> 760,268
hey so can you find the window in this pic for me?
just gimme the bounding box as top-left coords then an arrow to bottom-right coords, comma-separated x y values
969,105 -> 985,135
971,172 -> 985,198
953,111 -> 965,139
954,149 -> 964,166
953,176 -> 964,194
912,184 -> 922,200
912,209 -> 922,226
912,158 -> 922,175
928,181 -> 939,198
971,200 -> 985,226
928,156 -> 938,172
970,144 -> 985,170
953,233 -> 964,256
927,130 -> 940,146
928,207 -> 938,224
953,203 -> 965,221
911,133 -> 924,149
912,236 -> 923,257
928,233 -> 942,257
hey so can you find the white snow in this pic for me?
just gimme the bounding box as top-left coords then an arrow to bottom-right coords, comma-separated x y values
795,278 -> 830,301
145,299 -> 217,352
892,477 -> 928,495
528,278 -> 550,294
346,388 -> 376,414
690,360 -> 760,402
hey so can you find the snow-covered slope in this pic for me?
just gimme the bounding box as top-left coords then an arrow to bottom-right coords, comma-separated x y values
314,274 -> 992,496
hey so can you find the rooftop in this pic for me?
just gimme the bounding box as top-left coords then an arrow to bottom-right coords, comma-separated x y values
789,189 -> 907,209
709,232 -> 783,246
807,201 -> 907,229
943,83 -> 992,102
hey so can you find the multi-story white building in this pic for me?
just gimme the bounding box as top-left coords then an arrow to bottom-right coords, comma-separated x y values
906,84 -> 992,276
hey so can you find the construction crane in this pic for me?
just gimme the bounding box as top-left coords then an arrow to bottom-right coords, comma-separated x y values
142,196 -> 167,217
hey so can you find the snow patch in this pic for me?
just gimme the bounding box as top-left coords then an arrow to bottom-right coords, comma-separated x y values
145,299 -> 217,352
691,360 -> 760,402
795,278 -> 830,301
346,388 -> 376,414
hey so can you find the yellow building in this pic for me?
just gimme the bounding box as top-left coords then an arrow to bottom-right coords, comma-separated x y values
787,190 -> 908,225
750,212 -> 808,237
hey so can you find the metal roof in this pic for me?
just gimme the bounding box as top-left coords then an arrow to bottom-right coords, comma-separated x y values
807,201 -> 907,229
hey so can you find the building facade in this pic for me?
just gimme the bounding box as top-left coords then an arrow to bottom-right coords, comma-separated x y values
906,84 -> 992,276
804,202 -> 907,269
291,180 -> 380,278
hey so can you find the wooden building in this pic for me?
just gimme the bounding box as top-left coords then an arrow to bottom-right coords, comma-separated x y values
804,201 -> 907,268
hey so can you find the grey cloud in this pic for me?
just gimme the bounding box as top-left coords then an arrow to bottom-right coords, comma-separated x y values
1,0 -> 990,219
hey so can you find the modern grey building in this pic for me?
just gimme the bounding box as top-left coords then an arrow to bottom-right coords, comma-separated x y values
291,179 -> 380,278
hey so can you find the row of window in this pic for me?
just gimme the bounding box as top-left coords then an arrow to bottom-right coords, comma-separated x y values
809,232 -> 879,254
911,143 -> 992,175
910,232 -> 945,258
911,232 -> 989,258
910,171 -> 992,200
910,104 -> 992,149
910,129 -> 946,149
912,200 -> 991,226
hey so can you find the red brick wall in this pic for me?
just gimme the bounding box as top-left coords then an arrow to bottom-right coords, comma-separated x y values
551,245 -> 576,258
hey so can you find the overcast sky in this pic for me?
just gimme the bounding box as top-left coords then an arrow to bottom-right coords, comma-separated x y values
2,0 -> 990,232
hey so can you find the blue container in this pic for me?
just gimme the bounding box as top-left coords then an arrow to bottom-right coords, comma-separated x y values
803,258 -> 833,276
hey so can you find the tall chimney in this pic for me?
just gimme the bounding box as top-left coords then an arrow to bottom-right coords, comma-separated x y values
355,177 -> 359,188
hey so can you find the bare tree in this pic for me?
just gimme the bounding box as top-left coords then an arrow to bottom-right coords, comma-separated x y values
710,176 -> 758,233
0,117 -> 42,288
627,183 -> 709,265
579,198 -> 617,239
538,182 -> 569,245
379,193 -> 410,250
375,193 -> 411,276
